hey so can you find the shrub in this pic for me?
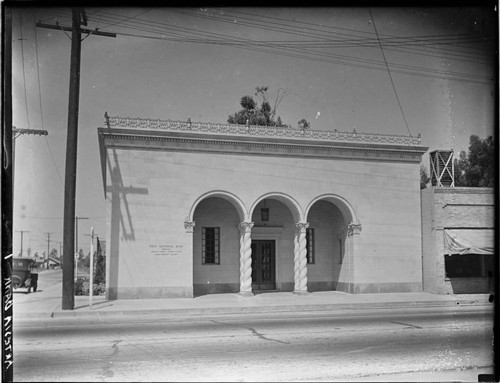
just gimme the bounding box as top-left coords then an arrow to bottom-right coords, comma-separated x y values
93,282 -> 106,296
75,277 -> 89,295
74,277 -> 106,296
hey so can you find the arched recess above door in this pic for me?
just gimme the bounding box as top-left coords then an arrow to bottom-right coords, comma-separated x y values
187,190 -> 248,223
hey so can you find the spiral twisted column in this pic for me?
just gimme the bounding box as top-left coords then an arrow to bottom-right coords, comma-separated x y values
293,230 -> 300,291
294,222 -> 309,294
238,222 -> 254,296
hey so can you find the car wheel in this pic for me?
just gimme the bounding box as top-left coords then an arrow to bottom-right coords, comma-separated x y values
12,275 -> 22,289
25,278 -> 31,294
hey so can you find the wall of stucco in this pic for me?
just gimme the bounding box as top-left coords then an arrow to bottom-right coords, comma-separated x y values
105,147 -> 423,298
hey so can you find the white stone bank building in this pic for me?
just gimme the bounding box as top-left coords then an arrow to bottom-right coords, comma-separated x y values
98,115 -> 428,299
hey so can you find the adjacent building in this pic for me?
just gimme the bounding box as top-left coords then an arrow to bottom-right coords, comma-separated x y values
44,256 -> 62,270
98,115 -> 428,299
421,186 -> 495,294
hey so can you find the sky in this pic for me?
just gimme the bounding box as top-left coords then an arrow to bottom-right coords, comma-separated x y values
9,6 -> 497,258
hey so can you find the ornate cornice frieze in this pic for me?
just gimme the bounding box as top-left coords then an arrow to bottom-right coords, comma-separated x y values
105,114 -> 422,146
98,127 -> 427,164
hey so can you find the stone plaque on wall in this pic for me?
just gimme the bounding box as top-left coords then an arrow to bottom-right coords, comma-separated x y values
149,244 -> 183,256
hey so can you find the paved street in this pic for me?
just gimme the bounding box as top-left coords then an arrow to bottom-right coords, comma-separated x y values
14,306 -> 493,382
10,280 -> 493,381
11,270 -> 495,382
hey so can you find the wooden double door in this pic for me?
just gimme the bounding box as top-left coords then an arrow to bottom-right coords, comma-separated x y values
251,240 -> 276,291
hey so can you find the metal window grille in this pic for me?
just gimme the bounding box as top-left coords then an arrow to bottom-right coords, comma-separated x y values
306,228 -> 315,264
202,227 -> 220,265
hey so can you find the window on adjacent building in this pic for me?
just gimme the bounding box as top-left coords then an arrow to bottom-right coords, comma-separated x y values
444,253 -> 493,278
202,227 -> 220,265
306,228 -> 314,264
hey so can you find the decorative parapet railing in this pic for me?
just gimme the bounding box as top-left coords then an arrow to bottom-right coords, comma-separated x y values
104,113 -> 422,146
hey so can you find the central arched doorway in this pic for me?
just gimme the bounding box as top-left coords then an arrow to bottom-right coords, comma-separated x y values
250,193 -> 302,292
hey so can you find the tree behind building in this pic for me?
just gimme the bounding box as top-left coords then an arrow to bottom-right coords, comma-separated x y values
454,135 -> 495,187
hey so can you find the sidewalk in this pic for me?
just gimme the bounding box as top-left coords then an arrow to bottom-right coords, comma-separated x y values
13,274 -> 493,320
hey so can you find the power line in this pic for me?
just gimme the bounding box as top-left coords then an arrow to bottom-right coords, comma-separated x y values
33,14 -> 45,132
18,13 -> 31,130
91,8 -> 152,30
73,6 -> 495,76
35,12 -> 492,83
114,29 -> 491,84
35,22 -> 117,38
43,136 -> 64,185
16,129 -> 62,190
57,5 -> 493,59
217,8 -> 493,58
32,16 -> 64,185
166,8 -> 493,61
14,15 -> 65,187
82,9 -> 493,83
369,8 -> 412,137
92,28 -> 492,83
86,8 -> 492,60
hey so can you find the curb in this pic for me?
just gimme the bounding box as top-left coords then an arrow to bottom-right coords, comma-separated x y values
14,297 -> 493,320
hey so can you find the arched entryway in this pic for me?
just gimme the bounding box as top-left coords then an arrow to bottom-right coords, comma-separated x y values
305,194 -> 360,293
249,193 -> 303,293
190,191 -> 247,296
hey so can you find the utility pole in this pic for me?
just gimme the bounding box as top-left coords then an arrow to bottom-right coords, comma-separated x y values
45,232 -> 52,267
62,7 -> 83,310
16,230 -> 29,257
36,8 -> 115,310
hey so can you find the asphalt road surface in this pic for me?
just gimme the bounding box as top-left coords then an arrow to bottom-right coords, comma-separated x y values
13,305 -> 493,382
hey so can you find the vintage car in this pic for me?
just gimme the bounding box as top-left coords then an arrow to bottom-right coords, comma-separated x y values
12,257 -> 38,293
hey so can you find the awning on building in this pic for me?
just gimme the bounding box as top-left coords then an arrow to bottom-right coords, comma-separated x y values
444,229 -> 494,255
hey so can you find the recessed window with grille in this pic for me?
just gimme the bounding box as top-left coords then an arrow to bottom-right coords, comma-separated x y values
202,227 -> 220,265
306,228 -> 315,264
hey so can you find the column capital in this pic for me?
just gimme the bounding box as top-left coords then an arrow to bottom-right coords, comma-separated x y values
295,222 -> 309,233
238,221 -> 254,234
184,220 -> 196,233
347,223 -> 362,236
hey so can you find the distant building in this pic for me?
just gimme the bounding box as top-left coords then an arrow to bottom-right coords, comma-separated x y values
44,257 -> 62,270
98,115 -> 427,299
421,187 -> 494,294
